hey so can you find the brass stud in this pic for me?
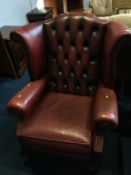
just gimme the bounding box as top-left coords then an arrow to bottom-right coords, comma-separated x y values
70,72 -> 74,77
105,95 -> 109,99
27,83 -> 31,87
18,94 -> 21,98
64,84 -> 67,89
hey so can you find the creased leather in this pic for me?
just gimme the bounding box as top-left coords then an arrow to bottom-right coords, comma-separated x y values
17,92 -> 93,154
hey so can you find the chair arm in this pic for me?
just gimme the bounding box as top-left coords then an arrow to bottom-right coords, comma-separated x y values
10,22 -> 46,80
93,85 -> 118,130
103,21 -> 131,88
7,78 -> 47,119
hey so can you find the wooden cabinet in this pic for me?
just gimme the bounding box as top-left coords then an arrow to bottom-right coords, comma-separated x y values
44,0 -> 58,16
66,0 -> 83,12
44,0 -> 86,15
0,26 -> 27,78
26,7 -> 53,23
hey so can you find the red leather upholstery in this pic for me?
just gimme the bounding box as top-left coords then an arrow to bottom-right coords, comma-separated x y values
45,15 -> 105,96
17,92 -> 93,155
10,22 -> 47,80
7,13 -> 131,167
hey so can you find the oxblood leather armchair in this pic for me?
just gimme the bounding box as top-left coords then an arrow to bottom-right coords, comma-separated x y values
7,13 -> 130,171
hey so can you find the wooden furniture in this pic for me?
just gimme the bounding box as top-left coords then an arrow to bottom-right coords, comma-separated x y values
56,0 -> 89,14
44,0 -> 88,14
44,0 -> 58,16
0,26 -> 27,78
65,0 -> 83,12
26,7 -> 53,23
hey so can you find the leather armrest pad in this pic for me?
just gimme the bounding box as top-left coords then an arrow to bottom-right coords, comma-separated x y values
7,78 -> 47,118
93,85 -> 118,129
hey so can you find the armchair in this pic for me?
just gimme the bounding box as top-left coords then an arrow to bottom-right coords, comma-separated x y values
7,13 -> 130,171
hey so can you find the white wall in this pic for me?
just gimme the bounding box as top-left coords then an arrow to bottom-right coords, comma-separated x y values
0,0 -> 37,27
83,0 -> 89,10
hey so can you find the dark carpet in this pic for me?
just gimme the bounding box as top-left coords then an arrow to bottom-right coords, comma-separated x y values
0,71 -> 131,175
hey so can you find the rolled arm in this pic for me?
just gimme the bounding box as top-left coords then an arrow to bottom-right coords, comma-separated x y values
93,85 -> 118,129
7,78 -> 47,118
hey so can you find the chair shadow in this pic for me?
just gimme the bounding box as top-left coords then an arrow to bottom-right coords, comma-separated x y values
28,154 -> 94,175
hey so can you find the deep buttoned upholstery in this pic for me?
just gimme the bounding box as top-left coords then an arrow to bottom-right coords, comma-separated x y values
7,13 -> 131,170
45,16 -> 104,96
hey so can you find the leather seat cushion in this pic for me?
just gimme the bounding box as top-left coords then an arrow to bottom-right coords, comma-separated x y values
17,92 -> 93,155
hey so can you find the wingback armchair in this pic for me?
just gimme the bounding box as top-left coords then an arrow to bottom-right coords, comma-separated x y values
7,13 -> 131,171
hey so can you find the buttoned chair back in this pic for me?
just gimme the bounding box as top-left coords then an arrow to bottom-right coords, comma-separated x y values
46,15 -> 104,96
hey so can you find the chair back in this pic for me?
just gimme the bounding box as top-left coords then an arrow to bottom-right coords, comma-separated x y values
44,14 -> 105,96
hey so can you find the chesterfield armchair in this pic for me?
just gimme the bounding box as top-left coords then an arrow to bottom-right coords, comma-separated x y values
7,13 -> 131,171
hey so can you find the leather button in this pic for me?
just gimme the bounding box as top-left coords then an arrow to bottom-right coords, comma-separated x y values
90,60 -> 96,64
83,47 -> 89,51
89,86 -> 93,91
82,74 -> 88,80
64,84 -> 68,89
52,30 -> 56,35
70,72 -> 75,77
76,86 -> 80,91
77,60 -> 81,64
52,58 -> 56,63
71,46 -> 75,49
58,45 -> 62,49
64,59 -> 68,64
58,72 -> 63,76
88,86 -> 96,95
92,31 -> 97,37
